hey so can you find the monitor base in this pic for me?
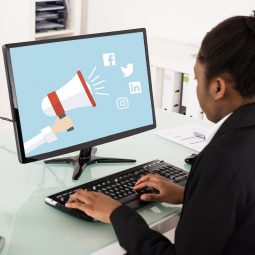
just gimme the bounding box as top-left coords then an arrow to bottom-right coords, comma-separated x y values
44,147 -> 136,180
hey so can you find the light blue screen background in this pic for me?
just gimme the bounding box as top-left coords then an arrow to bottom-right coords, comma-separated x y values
10,32 -> 154,157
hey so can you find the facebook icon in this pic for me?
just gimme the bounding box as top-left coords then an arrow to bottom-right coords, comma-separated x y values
103,52 -> 116,66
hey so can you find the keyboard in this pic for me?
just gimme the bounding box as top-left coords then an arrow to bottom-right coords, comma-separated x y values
45,160 -> 188,221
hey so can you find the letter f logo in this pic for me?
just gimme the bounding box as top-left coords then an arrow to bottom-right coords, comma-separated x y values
103,53 -> 116,66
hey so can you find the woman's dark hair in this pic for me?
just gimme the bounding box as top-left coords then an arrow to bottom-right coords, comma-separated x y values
198,11 -> 255,97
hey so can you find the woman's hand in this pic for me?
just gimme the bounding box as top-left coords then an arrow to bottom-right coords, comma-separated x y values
65,189 -> 121,223
133,174 -> 184,204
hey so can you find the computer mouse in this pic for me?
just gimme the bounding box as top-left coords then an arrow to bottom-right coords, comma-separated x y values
184,153 -> 197,165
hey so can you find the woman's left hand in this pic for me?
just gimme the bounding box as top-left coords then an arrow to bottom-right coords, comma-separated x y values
65,189 -> 121,223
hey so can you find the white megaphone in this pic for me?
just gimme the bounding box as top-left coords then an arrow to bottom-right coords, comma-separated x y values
41,70 -> 96,122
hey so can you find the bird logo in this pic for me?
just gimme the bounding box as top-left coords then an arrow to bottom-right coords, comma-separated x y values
121,63 -> 134,77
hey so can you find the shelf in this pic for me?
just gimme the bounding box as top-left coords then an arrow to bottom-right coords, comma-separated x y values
31,0 -> 82,40
35,29 -> 73,39
148,38 -> 198,75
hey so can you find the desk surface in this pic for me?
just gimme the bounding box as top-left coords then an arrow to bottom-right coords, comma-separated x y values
0,109 -> 210,255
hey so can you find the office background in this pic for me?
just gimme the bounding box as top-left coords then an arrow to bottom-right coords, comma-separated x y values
0,1 -> 254,253
0,0 -> 254,126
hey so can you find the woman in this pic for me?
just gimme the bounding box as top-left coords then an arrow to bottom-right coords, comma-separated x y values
66,12 -> 255,255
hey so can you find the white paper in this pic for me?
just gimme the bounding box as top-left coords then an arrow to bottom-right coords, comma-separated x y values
155,123 -> 209,152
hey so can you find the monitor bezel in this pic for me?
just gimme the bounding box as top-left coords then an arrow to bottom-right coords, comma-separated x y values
2,28 -> 156,164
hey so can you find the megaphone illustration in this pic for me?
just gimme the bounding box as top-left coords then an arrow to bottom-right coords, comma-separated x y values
41,71 -> 96,130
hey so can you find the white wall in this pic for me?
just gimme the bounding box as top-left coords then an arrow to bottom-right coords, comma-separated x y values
0,0 -> 254,126
87,0 -> 254,46
0,0 -> 31,125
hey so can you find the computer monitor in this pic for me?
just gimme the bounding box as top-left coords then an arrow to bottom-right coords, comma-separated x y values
2,28 -> 156,180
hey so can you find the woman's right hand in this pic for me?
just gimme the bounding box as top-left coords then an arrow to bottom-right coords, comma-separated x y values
133,174 -> 185,204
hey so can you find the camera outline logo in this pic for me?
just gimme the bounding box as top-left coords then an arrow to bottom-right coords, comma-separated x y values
116,97 -> 129,110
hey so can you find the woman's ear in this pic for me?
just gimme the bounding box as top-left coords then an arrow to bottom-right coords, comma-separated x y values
210,78 -> 226,100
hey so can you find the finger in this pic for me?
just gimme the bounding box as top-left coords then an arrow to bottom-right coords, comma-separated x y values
135,173 -> 167,186
140,193 -> 161,202
65,201 -> 98,221
133,181 -> 148,190
65,200 -> 89,210
68,189 -> 92,204
135,174 -> 155,186
133,180 -> 161,191
153,173 -> 169,181
146,173 -> 168,181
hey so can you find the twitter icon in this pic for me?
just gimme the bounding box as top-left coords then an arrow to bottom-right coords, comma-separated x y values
121,63 -> 134,77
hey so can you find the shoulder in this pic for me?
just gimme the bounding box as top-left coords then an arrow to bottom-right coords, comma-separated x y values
190,144 -> 238,183
188,132 -> 254,193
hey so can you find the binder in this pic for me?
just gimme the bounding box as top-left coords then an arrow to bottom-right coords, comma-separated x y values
161,69 -> 182,113
181,73 -> 203,119
180,73 -> 188,115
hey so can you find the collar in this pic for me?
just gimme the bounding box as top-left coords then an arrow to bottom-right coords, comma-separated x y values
205,113 -> 232,143
209,103 -> 255,144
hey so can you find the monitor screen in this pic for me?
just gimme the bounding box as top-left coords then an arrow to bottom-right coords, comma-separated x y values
3,28 -> 156,169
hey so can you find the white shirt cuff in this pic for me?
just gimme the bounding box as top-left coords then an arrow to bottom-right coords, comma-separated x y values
41,126 -> 57,143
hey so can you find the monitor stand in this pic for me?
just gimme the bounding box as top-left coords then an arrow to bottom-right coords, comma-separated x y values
44,147 -> 136,180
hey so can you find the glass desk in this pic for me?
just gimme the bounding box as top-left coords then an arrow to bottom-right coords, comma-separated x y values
0,109 -> 210,255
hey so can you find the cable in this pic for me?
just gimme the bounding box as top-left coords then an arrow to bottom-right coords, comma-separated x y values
0,116 -> 13,122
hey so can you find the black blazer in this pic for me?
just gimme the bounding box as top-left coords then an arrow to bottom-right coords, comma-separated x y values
110,103 -> 255,255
